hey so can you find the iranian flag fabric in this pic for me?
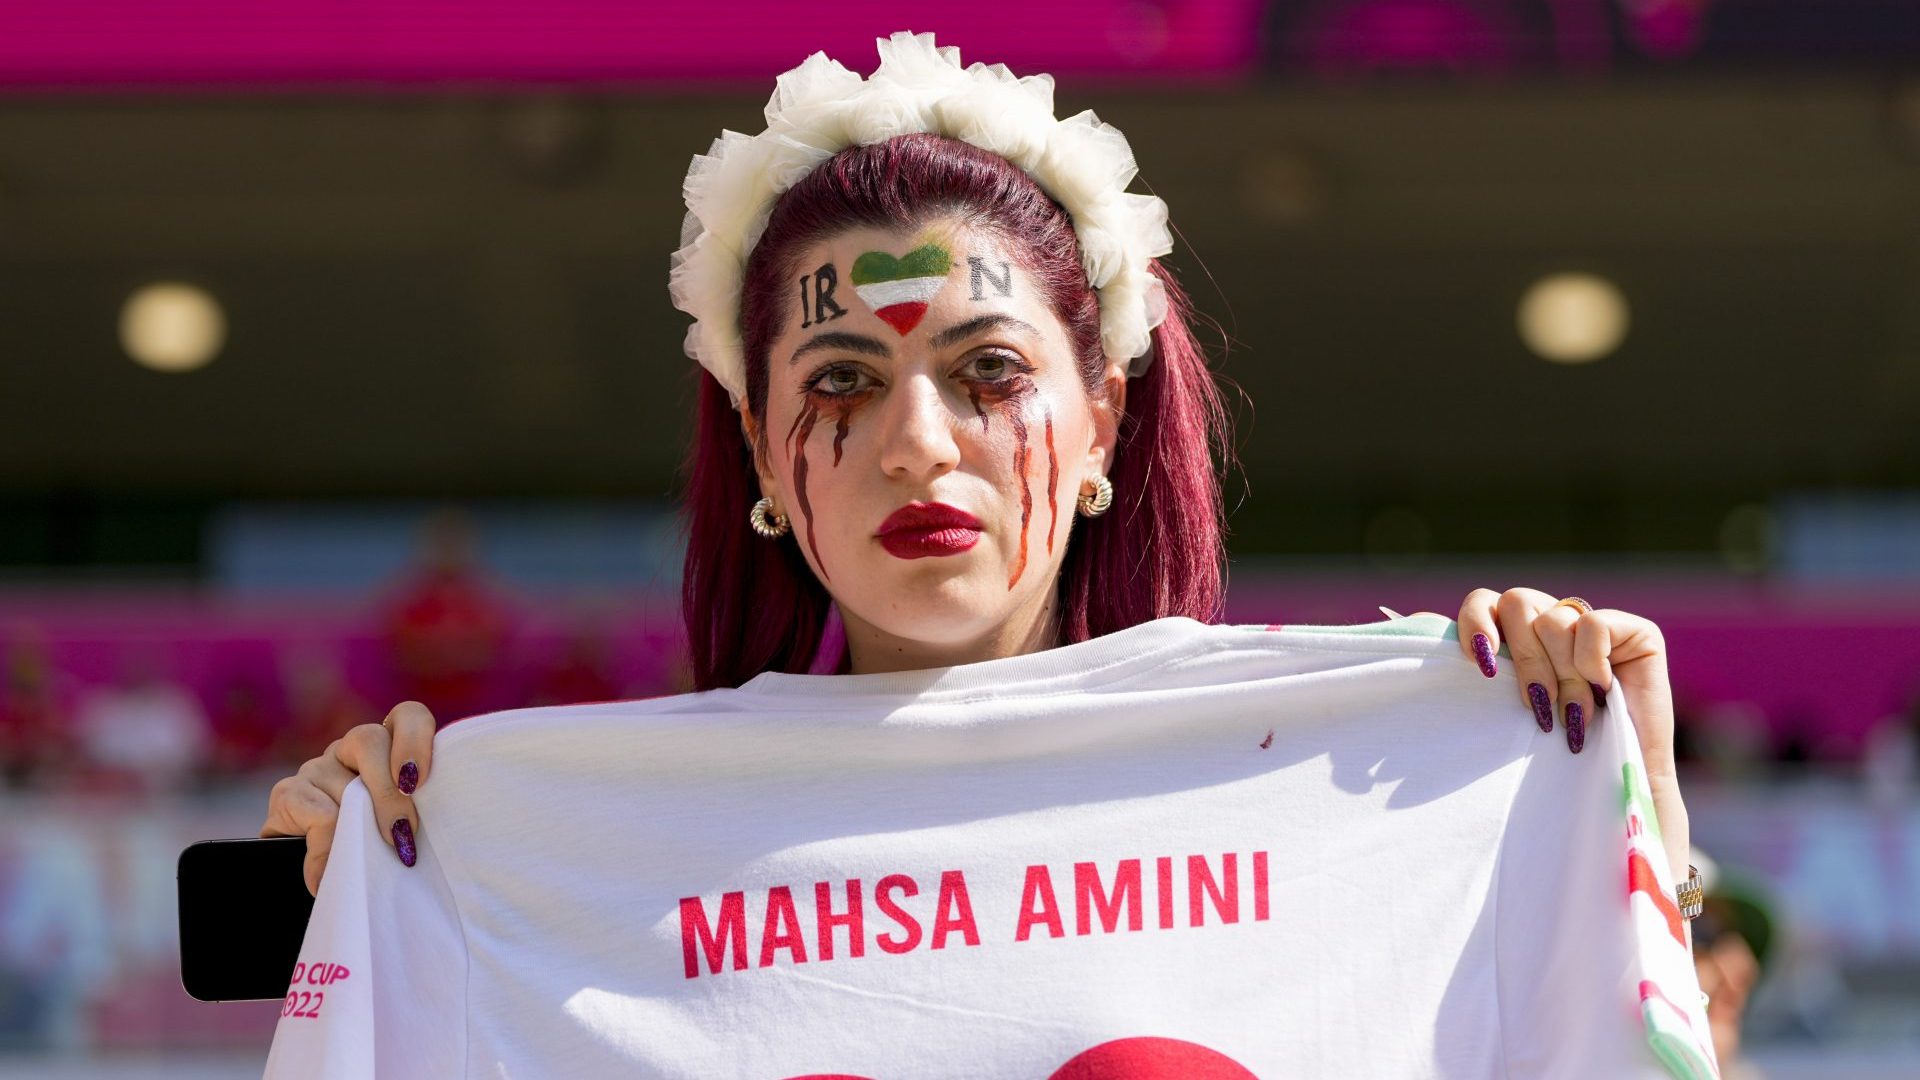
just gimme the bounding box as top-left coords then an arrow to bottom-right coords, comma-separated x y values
263,614 -> 1717,1079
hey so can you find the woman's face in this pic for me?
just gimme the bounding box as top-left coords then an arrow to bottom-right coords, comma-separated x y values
746,218 -> 1125,658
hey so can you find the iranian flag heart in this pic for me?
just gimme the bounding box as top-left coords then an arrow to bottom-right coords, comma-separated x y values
851,244 -> 953,334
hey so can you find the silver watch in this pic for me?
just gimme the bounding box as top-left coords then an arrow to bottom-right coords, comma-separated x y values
1676,864 -> 1705,920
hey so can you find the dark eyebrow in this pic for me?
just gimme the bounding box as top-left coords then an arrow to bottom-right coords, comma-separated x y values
929,314 -> 1041,351
789,331 -> 892,365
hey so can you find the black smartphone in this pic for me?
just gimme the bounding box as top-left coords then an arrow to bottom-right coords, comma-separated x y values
178,836 -> 315,1002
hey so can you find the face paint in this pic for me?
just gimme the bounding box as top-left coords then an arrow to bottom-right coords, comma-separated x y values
964,368 -> 1041,592
1043,406 -> 1058,555
965,384 -> 988,429
1005,408 -> 1032,591
797,261 -> 848,330
967,256 -> 1012,301
781,376 -> 873,579
831,406 -> 852,467
771,225 -> 1076,624
851,243 -> 952,335
783,402 -> 830,581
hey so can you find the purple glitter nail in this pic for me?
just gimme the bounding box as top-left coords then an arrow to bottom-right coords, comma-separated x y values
1589,683 -> 1607,707
392,818 -> 417,867
397,760 -> 419,795
1471,633 -> 1497,678
1528,682 -> 1553,733
1566,703 -> 1586,754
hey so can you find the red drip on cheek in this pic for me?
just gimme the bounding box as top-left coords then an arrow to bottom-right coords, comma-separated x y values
830,406 -> 853,467
786,401 -> 829,581
1005,409 -> 1032,591
1043,408 -> 1058,554
966,385 -> 989,430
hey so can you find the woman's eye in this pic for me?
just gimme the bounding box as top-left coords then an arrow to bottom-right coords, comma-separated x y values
807,364 -> 875,397
806,354 -> 1022,397
966,352 -> 1024,381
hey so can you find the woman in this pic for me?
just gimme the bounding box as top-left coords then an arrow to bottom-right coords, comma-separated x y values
260,29 -> 1690,942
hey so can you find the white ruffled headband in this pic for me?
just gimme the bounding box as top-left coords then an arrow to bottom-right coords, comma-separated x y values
669,30 -> 1175,407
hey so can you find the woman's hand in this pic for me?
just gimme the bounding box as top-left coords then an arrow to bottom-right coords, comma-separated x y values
1446,587 -> 1689,881
259,701 -> 438,896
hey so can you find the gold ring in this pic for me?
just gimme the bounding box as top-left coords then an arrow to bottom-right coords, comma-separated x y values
1553,596 -> 1594,615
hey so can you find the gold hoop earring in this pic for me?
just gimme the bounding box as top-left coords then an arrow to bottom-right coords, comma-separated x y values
1076,474 -> 1113,518
749,496 -> 791,538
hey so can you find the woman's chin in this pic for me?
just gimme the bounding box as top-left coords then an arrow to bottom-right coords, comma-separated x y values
850,558 -> 1011,625
878,560 -> 995,602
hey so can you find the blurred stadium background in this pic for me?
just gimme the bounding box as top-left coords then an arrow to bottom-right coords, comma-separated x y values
2,1 -> 1919,1076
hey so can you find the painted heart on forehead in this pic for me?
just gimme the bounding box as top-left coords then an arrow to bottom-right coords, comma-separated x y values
850,242 -> 953,334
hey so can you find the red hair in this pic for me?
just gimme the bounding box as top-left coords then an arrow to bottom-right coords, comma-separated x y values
679,133 -> 1233,690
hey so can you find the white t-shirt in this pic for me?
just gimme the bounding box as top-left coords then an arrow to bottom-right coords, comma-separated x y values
262,614 -> 1718,1079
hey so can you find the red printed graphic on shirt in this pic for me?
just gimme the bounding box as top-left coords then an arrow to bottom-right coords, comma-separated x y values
780,1035 -> 1258,1079
1627,849 -> 1686,947
280,959 -> 351,1020
680,850 -> 1271,981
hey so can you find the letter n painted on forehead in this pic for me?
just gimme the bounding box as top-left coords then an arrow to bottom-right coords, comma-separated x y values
967,256 -> 1012,301
851,243 -> 952,334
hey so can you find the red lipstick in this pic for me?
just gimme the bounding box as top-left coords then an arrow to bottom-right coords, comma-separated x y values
876,502 -> 983,560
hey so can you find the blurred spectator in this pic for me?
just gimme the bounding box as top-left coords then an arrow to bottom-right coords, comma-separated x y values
0,825 -> 113,1052
1771,729 -> 1813,776
1670,689 -> 1712,774
74,647 -> 212,793
207,672 -> 285,776
1690,701 -> 1775,785
0,625 -> 76,788
1862,690 -> 1919,810
278,645 -> 375,763
526,620 -> 620,707
1692,847 -> 1778,1079
380,508 -> 514,726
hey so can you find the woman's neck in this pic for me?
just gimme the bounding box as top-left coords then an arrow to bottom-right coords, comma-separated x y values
838,590 -> 1062,675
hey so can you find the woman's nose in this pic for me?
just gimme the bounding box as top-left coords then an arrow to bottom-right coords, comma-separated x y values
875,373 -> 962,481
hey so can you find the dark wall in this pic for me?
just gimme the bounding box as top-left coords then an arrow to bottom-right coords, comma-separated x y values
3,77 -> 1917,560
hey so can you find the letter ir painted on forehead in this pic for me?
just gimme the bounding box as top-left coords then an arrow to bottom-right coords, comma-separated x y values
851,242 -> 953,334
967,256 -> 1012,301
798,261 -> 848,330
